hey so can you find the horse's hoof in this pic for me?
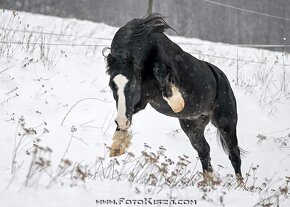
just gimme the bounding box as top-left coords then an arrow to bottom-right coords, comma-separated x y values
236,174 -> 246,189
109,130 -> 132,157
110,149 -> 121,157
163,86 -> 185,113
198,171 -> 221,187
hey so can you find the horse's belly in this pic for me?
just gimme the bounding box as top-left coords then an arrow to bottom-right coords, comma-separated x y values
149,99 -> 178,117
149,93 -> 213,119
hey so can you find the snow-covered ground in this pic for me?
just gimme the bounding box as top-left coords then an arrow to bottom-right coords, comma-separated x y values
0,10 -> 289,207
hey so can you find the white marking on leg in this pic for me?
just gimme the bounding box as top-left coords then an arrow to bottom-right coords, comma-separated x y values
163,85 -> 185,113
113,74 -> 130,129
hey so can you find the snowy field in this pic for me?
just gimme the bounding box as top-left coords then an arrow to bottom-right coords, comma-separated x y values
0,10 -> 290,207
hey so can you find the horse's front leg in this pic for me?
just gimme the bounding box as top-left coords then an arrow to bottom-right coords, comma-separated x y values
153,62 -> 185,113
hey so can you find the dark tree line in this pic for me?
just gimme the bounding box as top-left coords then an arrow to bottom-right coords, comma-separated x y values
0,0 -> 289,51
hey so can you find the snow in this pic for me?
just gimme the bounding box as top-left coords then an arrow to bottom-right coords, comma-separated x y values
0,10 -> 290,206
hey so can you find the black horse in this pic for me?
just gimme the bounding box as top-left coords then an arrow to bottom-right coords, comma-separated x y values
105,14 -> 243,180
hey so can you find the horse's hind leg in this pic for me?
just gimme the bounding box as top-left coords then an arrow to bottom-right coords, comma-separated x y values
212,101 -> 242,179
179,117 -> 212,173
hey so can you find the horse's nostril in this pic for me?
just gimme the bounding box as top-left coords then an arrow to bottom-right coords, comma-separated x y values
115,118 -> 130,130
126,120 -> 130,127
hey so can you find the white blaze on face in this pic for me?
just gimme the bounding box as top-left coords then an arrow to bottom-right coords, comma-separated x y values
113,74 -> 130,130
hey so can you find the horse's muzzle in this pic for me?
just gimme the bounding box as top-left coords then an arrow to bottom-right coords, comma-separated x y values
115,118 -> 131,130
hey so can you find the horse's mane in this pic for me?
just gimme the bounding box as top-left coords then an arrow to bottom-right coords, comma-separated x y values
110,13 -> 172,56
104,14 -> 173,76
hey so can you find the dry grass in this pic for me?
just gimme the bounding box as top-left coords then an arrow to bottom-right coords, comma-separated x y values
7,124 -> 290,206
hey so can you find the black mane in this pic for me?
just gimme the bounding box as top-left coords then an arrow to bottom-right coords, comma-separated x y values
110,13 -> 172,57
105,13 -> 173,76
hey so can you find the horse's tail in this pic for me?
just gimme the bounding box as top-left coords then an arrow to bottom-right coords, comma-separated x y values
216,129 -> 229,154
207,62 -> 248,157
216,129 -> 247,156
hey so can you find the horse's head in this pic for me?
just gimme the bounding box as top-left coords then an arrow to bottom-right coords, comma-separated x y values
106,53 -> 141,130
104,14 -> 173,130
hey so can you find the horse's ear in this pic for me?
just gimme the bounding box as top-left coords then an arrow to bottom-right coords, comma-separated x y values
107,53 -> 115,67
102,47 -> 114,68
